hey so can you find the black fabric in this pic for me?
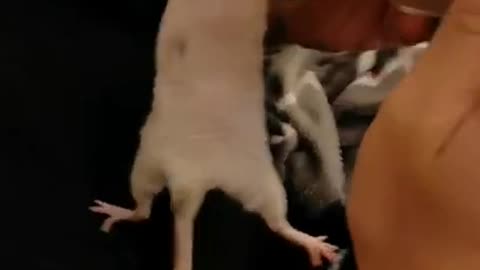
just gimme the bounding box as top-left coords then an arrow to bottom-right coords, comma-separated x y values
4,1 -> 353,270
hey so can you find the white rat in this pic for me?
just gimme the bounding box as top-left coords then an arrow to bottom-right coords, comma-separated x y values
90,0 -> 339,269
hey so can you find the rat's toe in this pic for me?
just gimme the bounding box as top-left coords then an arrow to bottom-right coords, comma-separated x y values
90,200 -> 134,218
100,217 -> 116,233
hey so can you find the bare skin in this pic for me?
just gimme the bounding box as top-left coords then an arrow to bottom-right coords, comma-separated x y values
90,0 -> 340,269
272,1 -> 480,270
347,0 -> 480,270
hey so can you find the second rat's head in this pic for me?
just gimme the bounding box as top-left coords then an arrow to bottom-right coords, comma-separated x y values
266,0 -> 443,51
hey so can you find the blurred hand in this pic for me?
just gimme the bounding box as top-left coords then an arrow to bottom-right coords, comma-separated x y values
346,0 -> 480,269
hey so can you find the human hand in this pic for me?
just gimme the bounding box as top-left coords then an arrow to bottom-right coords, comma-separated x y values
269,0 -> 449,51
346,0 -> 480,269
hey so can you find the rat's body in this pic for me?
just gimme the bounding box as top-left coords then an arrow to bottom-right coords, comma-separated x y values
90,0 -> 338,269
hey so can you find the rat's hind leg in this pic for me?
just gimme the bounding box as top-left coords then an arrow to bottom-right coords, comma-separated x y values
249,176 -> 339,267
170,185 -> 205,270
90,158 -> 165,232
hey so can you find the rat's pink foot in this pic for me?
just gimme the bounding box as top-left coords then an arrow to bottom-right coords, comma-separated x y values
273,223 -> 339,267
89,200 -> 135,232
303,236 -> 339,267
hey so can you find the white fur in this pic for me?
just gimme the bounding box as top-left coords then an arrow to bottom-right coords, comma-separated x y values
356,50 -> 377,75
271,46 -> 346,203
92,0 -> 340,269
334,43 -> 429,112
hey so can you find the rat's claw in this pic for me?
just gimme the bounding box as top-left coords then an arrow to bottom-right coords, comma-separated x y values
89,200 -> 112,214
89,199 -> 135,232
319,239 -> 339,252
94,200 -> 109,206
92,200 -> 117,210
100,217 -> 116,232
90,200 -> 134,217
305,235 -> 340,267
89,206 -> 105,213
317,236 -> 328,241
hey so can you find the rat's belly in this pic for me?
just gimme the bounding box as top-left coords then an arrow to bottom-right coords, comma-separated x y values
143,112 -> 268,158
142,46 -> 269,182
139,103 -> 272,184
148,78 -> 267,147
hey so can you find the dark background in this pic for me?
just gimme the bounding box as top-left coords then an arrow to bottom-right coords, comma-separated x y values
2,1 -> 355,269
